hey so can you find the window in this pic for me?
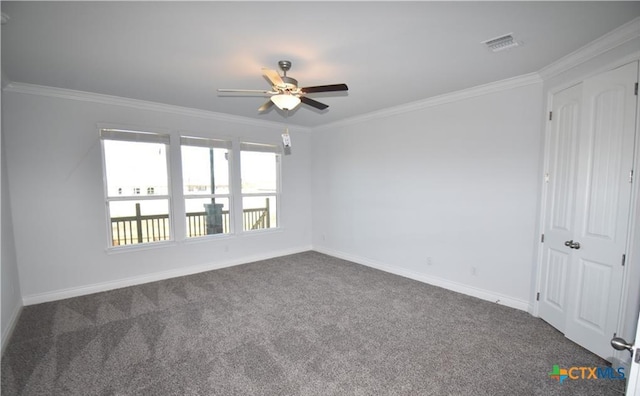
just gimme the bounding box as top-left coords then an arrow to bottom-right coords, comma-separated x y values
181,136 -> 232,238
100,129 -> 283,248
100,129 -> 171,247
240,142 -> 280,231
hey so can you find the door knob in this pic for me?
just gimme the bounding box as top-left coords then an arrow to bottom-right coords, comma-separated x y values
564,240 -> 581,249
611,337 -> 634,355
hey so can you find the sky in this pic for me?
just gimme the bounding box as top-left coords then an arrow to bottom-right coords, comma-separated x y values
104,140 -> 277,216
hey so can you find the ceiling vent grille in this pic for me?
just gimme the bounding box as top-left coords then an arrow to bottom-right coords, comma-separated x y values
482,33 -> 520,52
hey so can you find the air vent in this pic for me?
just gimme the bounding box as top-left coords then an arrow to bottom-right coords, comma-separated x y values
482,33 -> 520,52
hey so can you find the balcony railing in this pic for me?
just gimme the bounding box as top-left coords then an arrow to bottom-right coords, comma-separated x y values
111,200 -> 270,246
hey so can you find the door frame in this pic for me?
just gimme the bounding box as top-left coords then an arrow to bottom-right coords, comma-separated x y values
532,57 -> 640,368
625,312 -> 640,396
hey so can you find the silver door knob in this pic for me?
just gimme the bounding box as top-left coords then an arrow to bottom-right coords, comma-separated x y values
611,337 -> 634,355
564,240 -> 581,249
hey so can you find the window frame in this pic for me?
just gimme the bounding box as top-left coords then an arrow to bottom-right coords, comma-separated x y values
98,125 -> 286,251
239,142 -> 282,233
180,135 -> 234,239
100,127 -> 174,250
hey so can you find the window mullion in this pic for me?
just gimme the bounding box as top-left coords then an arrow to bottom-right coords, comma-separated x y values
240,193 -> 277,198
231,139 -> 244,234
107,195 -> 171,202
169,134 -> 186,241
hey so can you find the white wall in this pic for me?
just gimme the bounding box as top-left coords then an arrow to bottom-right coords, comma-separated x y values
311,80 -> 544,310
1,136 -> 22,351
2,14 -> 25,347
2,88 -> 313,302
1,85 -> 24,352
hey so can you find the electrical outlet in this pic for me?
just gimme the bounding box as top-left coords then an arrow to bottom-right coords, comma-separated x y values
471,267 -> 477,276
321,234 -> 326,241
426,257 -> 432,266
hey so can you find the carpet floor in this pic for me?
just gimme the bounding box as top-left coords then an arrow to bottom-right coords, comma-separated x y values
1,251 -> 627,395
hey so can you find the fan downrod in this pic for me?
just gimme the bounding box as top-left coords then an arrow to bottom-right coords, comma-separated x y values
278,60 -> 292,76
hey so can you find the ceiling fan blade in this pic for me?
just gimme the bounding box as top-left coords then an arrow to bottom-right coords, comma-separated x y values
300,96 -> 329,110
300,83 -> 348,94
262,68 -> 285,88
218,89 -> 272,94
258,100 -> 274,112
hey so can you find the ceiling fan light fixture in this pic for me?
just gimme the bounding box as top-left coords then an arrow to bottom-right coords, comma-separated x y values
271,94 -> 301,110
220,61 -> 347,113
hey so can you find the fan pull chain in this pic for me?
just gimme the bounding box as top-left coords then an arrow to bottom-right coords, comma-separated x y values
282,110 -> 292,152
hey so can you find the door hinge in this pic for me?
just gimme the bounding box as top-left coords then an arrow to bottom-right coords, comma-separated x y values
541,234 -> 545,243
622,254 -> 626,267
536,292 -> 540,301
549,111 -> 553,121
635,82 -> 638,96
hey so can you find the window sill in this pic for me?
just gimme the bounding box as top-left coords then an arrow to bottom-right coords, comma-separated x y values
240,227 -> 283,236
180,233 -> 236,245
104,227 -> 285,254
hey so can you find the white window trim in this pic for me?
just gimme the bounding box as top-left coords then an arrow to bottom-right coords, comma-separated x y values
98,123 -> 286,252
100,127 -> 175,250
239,142 -> 282,233
180,135 -> 235,239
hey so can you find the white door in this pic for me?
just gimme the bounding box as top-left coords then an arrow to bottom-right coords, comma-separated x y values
564,61 -> 638,359
538,83 -> 582,332
539,61 -> 638,360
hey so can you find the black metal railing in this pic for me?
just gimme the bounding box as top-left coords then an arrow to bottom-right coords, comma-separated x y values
111,199 -> 270,246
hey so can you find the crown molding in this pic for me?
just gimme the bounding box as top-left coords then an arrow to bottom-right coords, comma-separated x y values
538,16 -> 640,80
5,17 -> 638,133
315,17 -> 640,132
314,72 -> 542,131
3,82 -> 312,132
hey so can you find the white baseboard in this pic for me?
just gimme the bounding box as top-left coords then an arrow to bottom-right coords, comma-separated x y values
610,355 -> 630,373
20,245 -> 531,313
314,246 -> 530,312
22,245 -> 313,306
2,302 -> 23,354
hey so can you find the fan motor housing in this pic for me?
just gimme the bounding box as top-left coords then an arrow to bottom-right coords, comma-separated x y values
281,76 -> 298,90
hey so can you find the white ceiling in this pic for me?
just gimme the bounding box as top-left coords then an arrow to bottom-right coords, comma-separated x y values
2,1 -> 640,127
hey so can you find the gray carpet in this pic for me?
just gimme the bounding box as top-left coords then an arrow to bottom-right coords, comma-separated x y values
1,251 -> 627,395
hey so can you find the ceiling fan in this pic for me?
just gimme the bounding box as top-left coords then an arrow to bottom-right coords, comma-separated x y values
218,60 -> 348,112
